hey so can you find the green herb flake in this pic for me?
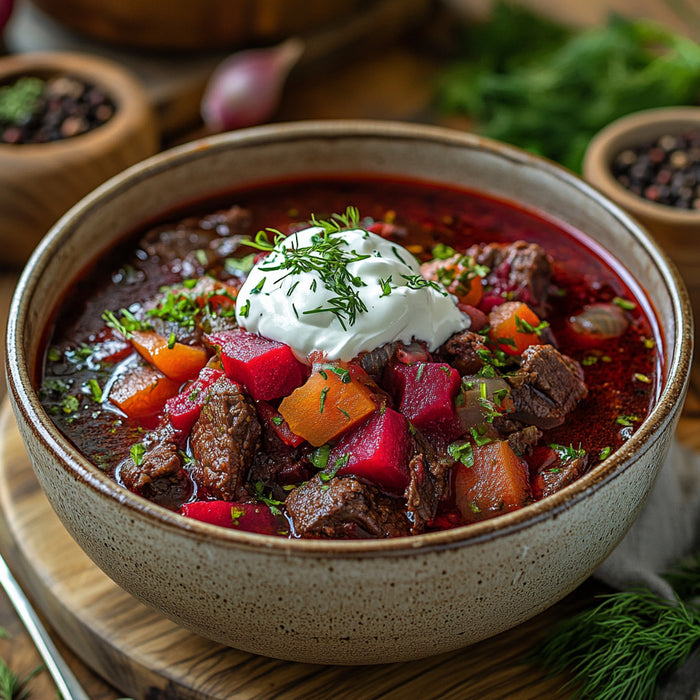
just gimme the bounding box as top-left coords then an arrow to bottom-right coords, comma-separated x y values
47,347 -> 61,362
613,296 -> 636,311
271,415 -> 284,426
225,253 -> 257,275
130,443 -> 146,466
85,378 -> 103,403
319,386 -> 330,413
634,372 -> 651,384
599,446 -> 612,461
310,444 -> 331,470
330,366 -> 351,383
238,299 -> 251,319
616,414 -> 640,427
448,440 -> 474,467
167,332 -> 177,349
432,243 -> 457,260
230,506 -> 246,525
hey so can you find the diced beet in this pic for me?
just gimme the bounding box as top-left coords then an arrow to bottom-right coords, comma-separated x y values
206,329 -> 308,401
179,500 -> 282,535
386,362 -> 461,441
257,400 -> 305,447
328,407 -> 410,493
164,367 -> 224,435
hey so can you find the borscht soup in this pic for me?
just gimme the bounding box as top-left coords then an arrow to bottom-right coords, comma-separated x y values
39,177 -> 661,539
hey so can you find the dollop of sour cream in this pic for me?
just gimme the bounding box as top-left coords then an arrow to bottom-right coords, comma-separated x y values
236,225 -> 469,362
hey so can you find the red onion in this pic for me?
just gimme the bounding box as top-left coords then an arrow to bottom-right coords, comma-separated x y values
201,38 -> 304,132
0,0 -> 14,34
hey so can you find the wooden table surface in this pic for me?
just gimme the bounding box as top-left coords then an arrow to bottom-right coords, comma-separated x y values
0,1 -> 698,698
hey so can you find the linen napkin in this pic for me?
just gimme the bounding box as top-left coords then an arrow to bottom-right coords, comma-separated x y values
593,437 -> 700,697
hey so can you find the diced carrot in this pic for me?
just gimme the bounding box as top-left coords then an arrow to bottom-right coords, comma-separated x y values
453,440 -> 531,523
421,255 -> 484,306
130,330 -> 208,383
109,364 -> 180,420
278,366 -> 376,447
488,301 -> 544,356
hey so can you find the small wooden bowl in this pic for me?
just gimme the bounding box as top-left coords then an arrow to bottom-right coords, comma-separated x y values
583,107 -> 700,346
0,52 -> 159,265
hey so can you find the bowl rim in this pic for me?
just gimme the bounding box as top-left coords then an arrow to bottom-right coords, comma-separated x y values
6,119 -> 693,557
583,106 -> 700,224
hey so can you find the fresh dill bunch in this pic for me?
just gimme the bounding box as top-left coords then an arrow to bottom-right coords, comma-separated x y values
662,552 -> 700,604
528,588 -> 700,700
0,657 -> 43,700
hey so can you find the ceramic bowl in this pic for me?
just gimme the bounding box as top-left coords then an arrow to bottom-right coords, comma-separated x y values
583,106 -> 700,347
6,121 -> 692,664
0,51 -> 159,265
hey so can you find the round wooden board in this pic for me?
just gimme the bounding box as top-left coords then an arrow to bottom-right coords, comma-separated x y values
0,399 -> 599,699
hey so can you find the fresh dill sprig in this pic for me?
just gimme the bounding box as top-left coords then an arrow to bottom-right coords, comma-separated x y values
258,207 -> 371,330
527,587 -> 700,699
0,657 -> 43,700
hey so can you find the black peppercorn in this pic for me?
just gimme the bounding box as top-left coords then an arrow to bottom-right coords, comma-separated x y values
611,129 -> 700,210
0,73 -> 116,145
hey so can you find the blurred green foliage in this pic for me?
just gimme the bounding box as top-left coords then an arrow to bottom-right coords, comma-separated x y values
436,2 -> 700,172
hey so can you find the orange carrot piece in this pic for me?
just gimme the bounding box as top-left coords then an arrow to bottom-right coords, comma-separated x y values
278,367 -> 376,447
109,364 -> 180,420
488,301 -> 544,356
131,330 -> 208,383
454,440 -> 530,523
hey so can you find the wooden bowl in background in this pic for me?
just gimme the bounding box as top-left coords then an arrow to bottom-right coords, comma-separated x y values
583,107 -> 700,348
0,51 -> 159,265
28,0 -> 375,51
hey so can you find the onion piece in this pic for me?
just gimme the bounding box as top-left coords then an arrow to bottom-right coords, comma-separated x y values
456,376 -> 511,433
201,37 -> 304,132
568,303 -> 629,342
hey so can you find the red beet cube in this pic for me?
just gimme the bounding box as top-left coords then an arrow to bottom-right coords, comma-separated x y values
179,500 -> 282,535
386,362 -> 461,440
164,367 -> 224,435
329,407 -> 410,493
206,330 -> 308,401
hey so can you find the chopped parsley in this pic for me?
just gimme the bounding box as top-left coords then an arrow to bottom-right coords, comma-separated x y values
130,443 -> 146,466
448,440 -> 474,467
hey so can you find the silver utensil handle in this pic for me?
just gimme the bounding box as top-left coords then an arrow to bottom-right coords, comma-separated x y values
0,553 -> 91,700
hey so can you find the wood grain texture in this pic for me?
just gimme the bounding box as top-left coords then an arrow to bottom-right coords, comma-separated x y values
0,399 -> 601,699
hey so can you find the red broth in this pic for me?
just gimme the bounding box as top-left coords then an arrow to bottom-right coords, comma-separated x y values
39,176 -> 661,536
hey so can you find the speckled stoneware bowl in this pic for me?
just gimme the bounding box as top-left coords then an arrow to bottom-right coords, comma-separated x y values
6,121 -> 693,665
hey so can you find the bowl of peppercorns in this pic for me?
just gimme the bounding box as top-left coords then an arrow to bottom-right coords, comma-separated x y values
583,106 -> 700,347
0,51 -> 159,264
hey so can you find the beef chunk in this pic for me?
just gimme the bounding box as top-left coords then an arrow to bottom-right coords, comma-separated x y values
467,240 -> 552,315
286,475 -> 411,539
506,425 -> 541,456
118,424 -> 189,506
437,330 -> 487,375
189,376 -> 261,500
508,344 -> 588,429
532,445 -> 589,498
199,205 -> 252,237
403,431 -> 453,535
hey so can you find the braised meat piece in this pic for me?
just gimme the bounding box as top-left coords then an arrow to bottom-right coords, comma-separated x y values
286,475 -> 411,539
506,425 -> 541,456
467,240 -> 552,315
437,330 -> 487,375
508,344 -> 588,429
403,431 -> 453,535
189,376 -> 261,500
532,445 -> 590,499
118,424 -> 189,506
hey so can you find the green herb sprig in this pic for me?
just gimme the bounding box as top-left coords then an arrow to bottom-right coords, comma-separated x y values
436,3 -> 700,172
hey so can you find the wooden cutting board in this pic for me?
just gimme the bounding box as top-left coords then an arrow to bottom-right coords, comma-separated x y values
0,398 -> 596,699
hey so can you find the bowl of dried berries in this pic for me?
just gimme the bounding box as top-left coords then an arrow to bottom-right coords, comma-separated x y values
583,106 -> 700,346
0,51 -> 159,264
